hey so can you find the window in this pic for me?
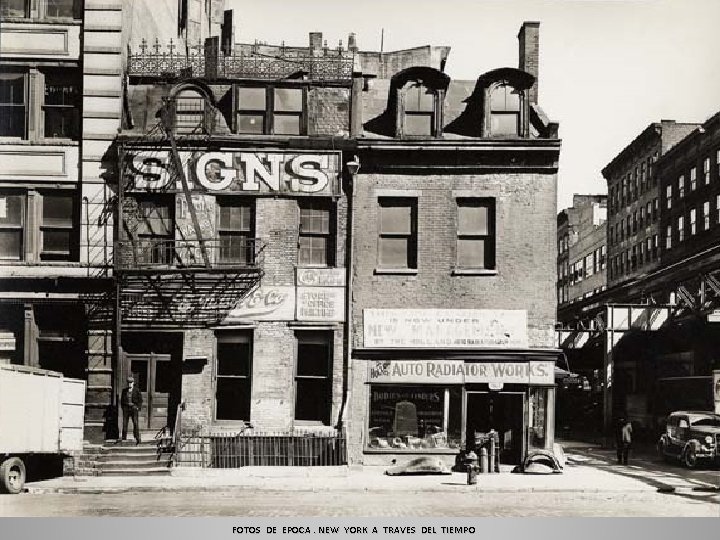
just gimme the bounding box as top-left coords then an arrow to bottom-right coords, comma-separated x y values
690,168 -> 697,191
174,89 -> 206,134
132,197 -> 174,265
717,194 -> 720,224
295,332 -> 332,424
489,83 -> 521,136
646,201 -> 652,223
639,207 -> 644,229
653,198 -> 659,219
646,237 -> 652,260
677,216 -> 685,242
40,192 -> 74,260
0,190 -> 76,261
703,158 -> 710,185
44,70 -> 79,139
217,198 -> 254,264
631,245 -> 637,270
690,208 -> 696,236
456,198 -> 495,270
298,199 -> 334,266
402,83 -> 436,136
666,225 -> 672,250
1,0 -> 28,17
666,186 -> 672,209
653,234 -> 658,258
0,73 -> 26,138
703,201 -> 710,230
367,385 -> 462,451
236,86 -> 305,135
585,253 -> 594,277
45,0 -> 80,18
599,245 -> 606,270
678,175 -> 685,198
378,198 -> 417,270
215,333 -> 252,421
0,192 -> 24,260
1,1 -> 80,20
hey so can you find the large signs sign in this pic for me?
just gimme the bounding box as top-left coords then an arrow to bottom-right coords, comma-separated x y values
363,309 -> 528,349
296,287 -> 345,322
368,360 -> 554,385
128,150 -> 340,196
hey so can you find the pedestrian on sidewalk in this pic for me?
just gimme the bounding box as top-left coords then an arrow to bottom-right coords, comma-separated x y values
615,417 -> 632,465
121,375 -> 143,444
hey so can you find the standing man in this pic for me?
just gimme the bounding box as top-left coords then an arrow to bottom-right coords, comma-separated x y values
121,375 -> 143,444
615,416 -> 632,465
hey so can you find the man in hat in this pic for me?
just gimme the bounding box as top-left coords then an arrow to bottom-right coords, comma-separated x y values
120,375 -> 143,444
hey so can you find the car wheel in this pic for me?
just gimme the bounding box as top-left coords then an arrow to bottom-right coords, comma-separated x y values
0,457 -> 26,494
683,446 -> 699,469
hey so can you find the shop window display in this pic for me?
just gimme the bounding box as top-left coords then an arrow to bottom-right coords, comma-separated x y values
367,386 -> 461,450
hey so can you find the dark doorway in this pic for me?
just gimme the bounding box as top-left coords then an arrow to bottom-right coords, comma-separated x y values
466,391 -> 526,465
123,333 -> 182,432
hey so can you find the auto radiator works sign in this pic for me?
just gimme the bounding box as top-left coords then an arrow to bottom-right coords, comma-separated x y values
127,150 -> 340,196
368,360 -> 554,385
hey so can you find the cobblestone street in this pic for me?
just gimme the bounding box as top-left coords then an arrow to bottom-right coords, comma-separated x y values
1,489 -> 718,517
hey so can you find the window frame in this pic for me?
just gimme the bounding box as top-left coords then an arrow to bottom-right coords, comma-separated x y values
235,84 -> 307,136
454,197 -> 496,273
488,82 -> 524,137
216,197 -> 254,265
398,82 -> 443,138
173,88 -> 208,135
214,332 -> 253,422
0,191 -> 25,261
39,190 -> 76,261
377,197 -> 418,272
0,71 -> 27,139
298,198 -> 335,267
294,331 -> 333,425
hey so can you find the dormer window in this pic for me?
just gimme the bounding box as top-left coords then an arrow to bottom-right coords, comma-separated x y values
489,83 -> 521,136
174,88 -> 207,134
401,83 -> 438,137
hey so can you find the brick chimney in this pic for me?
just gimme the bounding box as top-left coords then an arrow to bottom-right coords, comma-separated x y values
518,21 -> 540,105
309,32 -> 323,54
348,32 -> 358,52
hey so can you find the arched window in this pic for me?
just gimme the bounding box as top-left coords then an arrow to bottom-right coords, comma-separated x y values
401,82 -> 437,136
174,88 -> 206,134
489,83 -> 521,136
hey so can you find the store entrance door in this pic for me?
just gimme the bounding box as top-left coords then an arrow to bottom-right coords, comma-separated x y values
126,353 -> 174,430
466,391 -> 526,465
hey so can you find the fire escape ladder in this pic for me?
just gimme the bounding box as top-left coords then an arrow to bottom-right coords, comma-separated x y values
676,284 -> 696,311
160,102 -> 211,269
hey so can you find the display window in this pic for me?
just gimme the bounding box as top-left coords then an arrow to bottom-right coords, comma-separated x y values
367,385 -> 462,450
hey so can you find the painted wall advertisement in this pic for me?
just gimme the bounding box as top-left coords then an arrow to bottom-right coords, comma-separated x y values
368,359 -> 555,385
296,287 -> 345,322
363,309 -> 529,349
225,286 -> 296,322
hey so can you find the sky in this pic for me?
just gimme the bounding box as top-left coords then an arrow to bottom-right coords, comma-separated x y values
228,0 -> 720,210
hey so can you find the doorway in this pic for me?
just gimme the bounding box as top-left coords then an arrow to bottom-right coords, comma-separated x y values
127,353 -> 175,430
466,391 -> 526,465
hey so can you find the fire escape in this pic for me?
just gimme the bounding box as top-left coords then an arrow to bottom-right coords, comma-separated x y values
115,103 -> 265,328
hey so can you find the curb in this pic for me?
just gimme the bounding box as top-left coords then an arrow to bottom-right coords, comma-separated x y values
656,486 -> 720,494
24,485 -> 660,496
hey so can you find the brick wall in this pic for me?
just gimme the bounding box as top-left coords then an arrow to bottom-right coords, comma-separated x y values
308,87 -> 350,137
347,169 -> 557,463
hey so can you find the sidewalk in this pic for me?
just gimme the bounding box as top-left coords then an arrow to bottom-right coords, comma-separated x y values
23,439 -> 719,496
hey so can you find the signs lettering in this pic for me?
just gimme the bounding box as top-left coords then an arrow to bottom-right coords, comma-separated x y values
129,151 -> 340,196
225,286 -> 295,321
296,287 -> 345,322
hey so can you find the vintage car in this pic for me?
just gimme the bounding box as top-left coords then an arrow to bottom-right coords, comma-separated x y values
657,411 -> 720,468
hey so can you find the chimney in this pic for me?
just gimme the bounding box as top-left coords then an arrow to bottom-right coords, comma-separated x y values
309,32 -> 323,53
348,32 -> 358,52
518,21 -> 540,105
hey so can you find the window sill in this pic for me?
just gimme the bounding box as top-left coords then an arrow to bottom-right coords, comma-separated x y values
452,268 -> 498,276
374,268 -> 418,276
0,17 -> 83,26
0,138 -> 79,147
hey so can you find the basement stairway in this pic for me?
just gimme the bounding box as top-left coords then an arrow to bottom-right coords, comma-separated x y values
74,434 -> 173,477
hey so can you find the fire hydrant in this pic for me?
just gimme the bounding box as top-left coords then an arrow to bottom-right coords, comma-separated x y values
465,450 -> 479,485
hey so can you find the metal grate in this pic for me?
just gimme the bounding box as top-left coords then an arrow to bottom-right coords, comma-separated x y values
175,429 -> 348,468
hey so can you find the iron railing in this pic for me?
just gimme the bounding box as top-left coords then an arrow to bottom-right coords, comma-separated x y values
127,39 -> 355,81
116,237 -> 262,271
175,429 -> 348,468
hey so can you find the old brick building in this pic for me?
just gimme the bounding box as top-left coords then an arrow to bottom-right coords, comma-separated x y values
347,22 -> 562,466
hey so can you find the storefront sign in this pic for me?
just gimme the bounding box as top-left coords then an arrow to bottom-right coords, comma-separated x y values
128,151 -> 340,196
225,286 -> 295,321
363,309 -> 528,349
368,360 -> 554,385
296,287 -> 345,322
296,268 -> 346,287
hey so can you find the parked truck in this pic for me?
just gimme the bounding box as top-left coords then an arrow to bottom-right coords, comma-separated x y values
0,364 -> 85,494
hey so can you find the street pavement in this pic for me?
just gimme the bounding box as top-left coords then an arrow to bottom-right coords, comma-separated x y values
1,439 -> 717,517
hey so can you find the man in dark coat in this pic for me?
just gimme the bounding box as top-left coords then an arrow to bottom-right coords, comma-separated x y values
121,375 -> 143,444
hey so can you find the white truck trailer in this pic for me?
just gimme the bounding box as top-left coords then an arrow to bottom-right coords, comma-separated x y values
0,364 -> 86,493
